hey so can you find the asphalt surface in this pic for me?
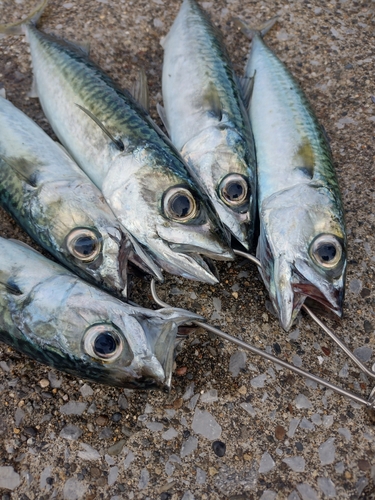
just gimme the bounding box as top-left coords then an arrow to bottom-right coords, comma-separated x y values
0,0 -> 374,499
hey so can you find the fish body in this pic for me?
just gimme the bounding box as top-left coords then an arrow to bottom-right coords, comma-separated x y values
244,25 -> 346,331
0,95 -> 155,298
0,237 -> 201,389
161,0 -> 256,249
2,3 -> 234,285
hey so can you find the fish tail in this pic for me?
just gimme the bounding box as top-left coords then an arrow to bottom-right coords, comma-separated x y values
0,0 -> 49,37
233,16 -> 279,39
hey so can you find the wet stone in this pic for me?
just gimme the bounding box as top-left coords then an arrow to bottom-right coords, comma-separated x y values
229,351 -> 247,377
282,456 -> 305,472
60,402 -> 87,416
259,452 -> 275,474
181,436 -> 198,458
105,454 -> 115,466
182,383 -> 195,400
296,483 -> 319,500
318,438 -> 335,465
338,427 -> 351,441
48,371 -> 62,389
0,466 -> 21,490
138,468 -> 149,490
355,477 -> 368,496
251,373 -> 267,388
292,355 -> 302,367
212,440 -> 226,457
287,418 -> 300,438
260,491 -> 277,500
99,427 -> 113,440
123,451 -> 135,469
108,466 -> 118,486
111,412 -> 122,422
317,477 -> 336,497
63,478 -> 87,500
353,346 -> 373,362
295,394 -> 312,409
196,467 -> 206,484
15,407 -> 25,427
192,409 -> 222,440
146,421 -> 163,432
364,320 -> 373,333
79,384 -> 93,398
201,389 -> 218,404
24,426 -> 37,437
59,425 -> 82,441
107,439 -> 126,456
78,443 -> 101,461
118,395 -> 128,410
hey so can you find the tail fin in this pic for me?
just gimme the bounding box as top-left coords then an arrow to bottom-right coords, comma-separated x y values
233,16 -> 278,40
0,0 -> 49,37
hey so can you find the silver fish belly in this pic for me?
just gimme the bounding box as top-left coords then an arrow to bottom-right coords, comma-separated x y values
245,28 -> 346,331
0,237 -> 201,389
1,3 -> 234,285
161,0 -> 256,250
0,95 -> 144,298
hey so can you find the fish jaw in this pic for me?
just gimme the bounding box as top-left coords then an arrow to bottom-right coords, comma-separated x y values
257,187 -> 347,332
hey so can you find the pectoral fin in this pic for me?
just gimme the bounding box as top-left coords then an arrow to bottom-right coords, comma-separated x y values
0,155 -> 38,187
131,68 -> 149,112
76,104 -> 125,151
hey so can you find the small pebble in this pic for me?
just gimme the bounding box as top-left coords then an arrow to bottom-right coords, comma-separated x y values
96,415 -> 109,426
80,384 -> 94,398
175,366 -> 187,376
275,425 -> 286,440
296,483 -> 319,500
212,440 -> 226,457
0,466 -> 20,490
60,402 -> 87,416
173,398 -> 183,409
317,477 -> 336,498
295,394 -> 312,409
162,428 -> 178,441
318,437 -> 335,465
39,379 -> 49,388
181,436 -> 198,458
283,456 -> 305,472
358,459 -> 371,471
59,425 -> 82,441
107,440 -> 126,456
251,373 -> 267,388
238,385 -> 247,395
259,452 -> 275,474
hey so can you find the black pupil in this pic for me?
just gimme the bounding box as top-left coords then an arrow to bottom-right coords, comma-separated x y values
317,244 -> 337,262
225,181 -> 244,201
94,332 -> 117,356
171,194 -> 191,218
75,236 -> 96,256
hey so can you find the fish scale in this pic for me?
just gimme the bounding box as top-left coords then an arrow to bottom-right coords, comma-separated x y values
161,0 -> 256,249
2,4 -> 234,285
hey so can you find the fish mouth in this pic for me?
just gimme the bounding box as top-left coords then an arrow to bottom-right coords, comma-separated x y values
210,200 -> 251,250
275,264 -> 344,332
156,243 -> 221,284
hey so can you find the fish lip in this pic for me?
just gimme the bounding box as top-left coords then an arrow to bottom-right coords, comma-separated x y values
210,199 -> 251,250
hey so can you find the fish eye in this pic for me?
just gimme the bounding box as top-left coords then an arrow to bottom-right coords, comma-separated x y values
83,324 -> 123,362
66,228 -> 101,262
310,234 -> 343,269
163,186 -> 198,222
218,174 -> 249,207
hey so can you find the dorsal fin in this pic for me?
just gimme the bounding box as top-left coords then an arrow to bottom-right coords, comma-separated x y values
156,103 -> 170,135
238,71 -> 256,110
0,155 -> 38,187
0,271 -> 23,296
76,104 -> 125,151
131,68 -> 149,113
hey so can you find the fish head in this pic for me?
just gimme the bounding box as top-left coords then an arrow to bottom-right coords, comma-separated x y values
105,151 -> 234,284
22,277 -> 201,389
182,127 -> 256,250
37,179 -> 129,297
258,184 -> 346,331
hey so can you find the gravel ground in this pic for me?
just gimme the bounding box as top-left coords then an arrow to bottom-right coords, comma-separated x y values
0,0 -> 374,499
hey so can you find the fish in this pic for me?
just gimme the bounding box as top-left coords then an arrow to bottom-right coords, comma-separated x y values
0,0 -> 234,285
160,0 -> 257,250
238,18 -> 347,331
0,237 -> 202,389
0,94 -> 160,299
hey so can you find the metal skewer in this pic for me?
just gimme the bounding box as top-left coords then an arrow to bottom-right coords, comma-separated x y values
150,250 -> 375,410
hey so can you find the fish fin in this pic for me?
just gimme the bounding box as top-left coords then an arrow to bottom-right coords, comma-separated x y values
75,40 -> 90,57
202,82 -> 223,121
75,104 -> 125,152
0,155 -> 38,187
131,68 -> 149,113
239,71 -> 255,109
8,239 -> 43,256
0,87 -> 6,99
54,142 -> 75,161
0,0 -> 49,36
0,271 -> 23,296
233,16 -> 279,39
28,75 -> 39,98
125,232 -> 164,281
156,103 -> 170,135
